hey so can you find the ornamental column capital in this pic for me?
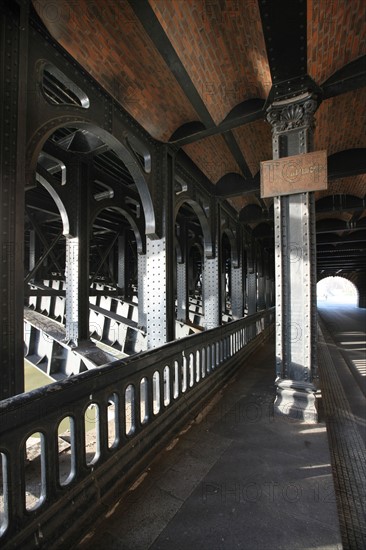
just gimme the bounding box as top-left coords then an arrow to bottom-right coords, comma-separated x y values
266,92 -> 318,136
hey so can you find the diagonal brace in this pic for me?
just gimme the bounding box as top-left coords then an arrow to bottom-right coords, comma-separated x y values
24,230 -> 63,284
25,205 -> 64,274
90,231 -> 120,285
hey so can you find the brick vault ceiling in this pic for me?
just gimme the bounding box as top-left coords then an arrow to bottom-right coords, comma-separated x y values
33,0 -> 365,215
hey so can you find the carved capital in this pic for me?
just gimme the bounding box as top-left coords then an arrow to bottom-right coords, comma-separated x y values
266,95 -> 317,135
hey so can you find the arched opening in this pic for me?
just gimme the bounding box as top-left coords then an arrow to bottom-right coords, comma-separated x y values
28,122 -> 155,235
24,173 -> 67,390
188,244 -> 204,306
221,233 -> 232,321
24,123 -> 150,387
175,202 -> 206,336
317,276 -> 358,307
89,207 -> 146,356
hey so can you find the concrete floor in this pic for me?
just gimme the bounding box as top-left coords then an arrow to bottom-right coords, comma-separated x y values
81,336 -> 342,550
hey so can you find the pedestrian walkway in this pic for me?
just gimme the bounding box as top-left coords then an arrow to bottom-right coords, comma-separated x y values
318,304 -> 366,549
80,336 -> 342,550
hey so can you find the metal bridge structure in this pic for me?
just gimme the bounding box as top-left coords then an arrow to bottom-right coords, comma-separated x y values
0,0 -> 365,547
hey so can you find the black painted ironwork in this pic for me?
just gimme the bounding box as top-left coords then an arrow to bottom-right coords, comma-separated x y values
0,308 -> 274,549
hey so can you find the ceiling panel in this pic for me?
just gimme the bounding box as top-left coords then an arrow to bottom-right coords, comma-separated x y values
307,0 -> 366,85
314,89 -> 366,156
316,174 -> 366,200
149,0 -> 271,125
227,196 -> 260,211
183,134 -> 241,183
232,119 -> 272,177
33,0 -> 198,141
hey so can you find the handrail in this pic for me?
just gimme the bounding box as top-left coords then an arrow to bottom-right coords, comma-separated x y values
0,307 -> 274,548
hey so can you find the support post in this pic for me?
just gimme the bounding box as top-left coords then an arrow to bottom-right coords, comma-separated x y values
145,238 -> 169,348
0,2 -> 28,398
137,253 -> 146,330
29,230 -> 36,272
359,292 -> 366,309
267,94 -> 318,422
145,147 -> 175,347
65,160 -> 90,346
247,246 -> 257,316
176,260 -> 188,322
117,231 -> 126,294
203,256 -> 220,329
231,265 -> 243,320
202,203 -> 220,330
356,275 -> 366,308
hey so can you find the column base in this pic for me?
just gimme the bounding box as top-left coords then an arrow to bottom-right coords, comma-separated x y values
274,379 -> 318,423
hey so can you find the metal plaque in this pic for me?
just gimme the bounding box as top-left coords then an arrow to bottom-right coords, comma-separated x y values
260,150 -> 327,198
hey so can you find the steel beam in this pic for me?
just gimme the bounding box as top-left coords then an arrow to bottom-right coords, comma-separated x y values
0,2 -> 28,398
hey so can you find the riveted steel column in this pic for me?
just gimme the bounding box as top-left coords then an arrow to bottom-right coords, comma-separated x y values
176,219 -> 188,322
29,230 -> 36,272
267,94 -> 318,422
231,265 -> 243,320
257,247 -> 266,310
359,292 -> 366,308
65,160 -> 90,346
108,248 -> 115,285
176,260 -> 188,322
137,252 -> 146,330
354,273 -> 366,308
117,231 -> 126,294
203,255 -> 220,329
0,2 -> 28,398
257,275 -> 266,310
145,147 -> 175,347
359,289 -> 366,308
145,238 -> 169,348
203,202 -> 220,330
247,246 -> 257,316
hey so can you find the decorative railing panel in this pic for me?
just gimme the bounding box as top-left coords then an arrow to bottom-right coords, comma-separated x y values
0,308 -> 274,549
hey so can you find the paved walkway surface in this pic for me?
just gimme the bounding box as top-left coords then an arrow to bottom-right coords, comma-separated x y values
318,304 -> 366,549
82,332 -> 344,550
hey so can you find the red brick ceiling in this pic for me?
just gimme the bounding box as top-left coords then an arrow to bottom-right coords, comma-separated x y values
33,0 -> 198,141
33,0 -> 365,214
316,174 -> 366,201
149,0 -> 272,124
314,89 -> 366,156
183,134 -> 241,183
227,195 -> 261,211
232,120 -> 273,177
316,211 -> 355,223
307,0 -> 366,85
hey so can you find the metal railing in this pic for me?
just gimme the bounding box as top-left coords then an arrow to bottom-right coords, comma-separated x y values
0,308 -> 274,549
